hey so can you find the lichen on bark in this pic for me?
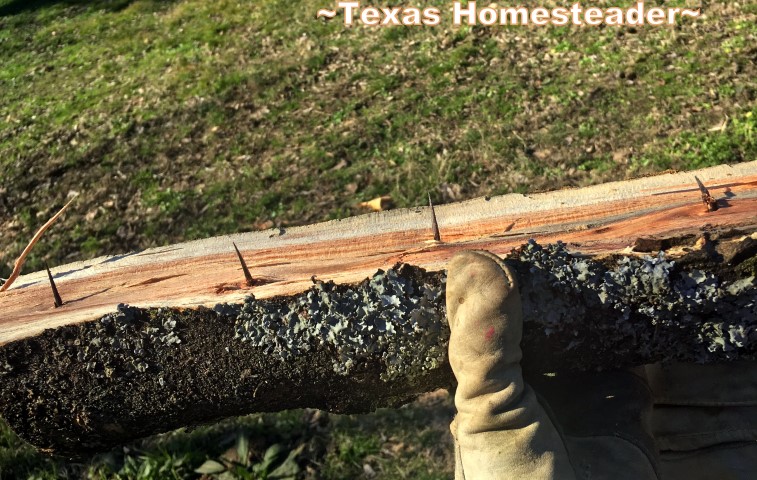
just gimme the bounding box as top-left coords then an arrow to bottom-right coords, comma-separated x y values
0,240 -> 755,456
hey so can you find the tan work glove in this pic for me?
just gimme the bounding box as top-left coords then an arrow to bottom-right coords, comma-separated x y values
447,251 -> 660,480
646,362 -> 757,480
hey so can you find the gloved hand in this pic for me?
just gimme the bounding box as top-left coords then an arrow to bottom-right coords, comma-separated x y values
447,250 -> 659,479
646,362 -> 757,480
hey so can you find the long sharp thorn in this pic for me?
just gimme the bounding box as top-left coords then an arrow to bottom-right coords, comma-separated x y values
44,262 -> 63,308
694,176 -> 709,195
233,242 -> 254,287
428,193 -> 441,242
694,176 -> 719,212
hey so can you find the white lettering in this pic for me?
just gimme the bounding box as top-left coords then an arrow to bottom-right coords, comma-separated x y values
501,7 -> 528,25
627,2 -> 645,25
380,6 -> 401,25
646,7 -> 665,26
585,7 -> 603,26
403,7 -> 421,25
570,3 -> 583,25
531,7 -> 550,26
552,7 -> 570,26
324,2 -> 699,28
605,7 -> 624,25
453,1 -> 477,25
338,1 -> 359,25
423,8 -> 441,26
361,7 -> 380,25
479,7 -> 498,26
668,8 -> 680,24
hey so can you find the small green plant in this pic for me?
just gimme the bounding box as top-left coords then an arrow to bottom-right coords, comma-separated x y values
194,436 -> 302,480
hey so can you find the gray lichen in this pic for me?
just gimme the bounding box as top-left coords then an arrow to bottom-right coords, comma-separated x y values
213,241 -> 757,376
221,266 -> 447,380
516,240 -> 757,363
1,240 -> 756,456
52,303 -> 183,379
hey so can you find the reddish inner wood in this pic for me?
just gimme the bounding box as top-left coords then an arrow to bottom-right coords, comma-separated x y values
1,171 -> 756,346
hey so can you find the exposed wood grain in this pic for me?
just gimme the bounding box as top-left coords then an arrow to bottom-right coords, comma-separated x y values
1,162 -> 757,456
1,162 -> 756,346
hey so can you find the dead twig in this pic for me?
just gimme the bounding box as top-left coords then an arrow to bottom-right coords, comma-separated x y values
0,195 -> 78,292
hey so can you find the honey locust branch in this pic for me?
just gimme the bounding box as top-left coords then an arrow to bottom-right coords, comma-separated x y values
0,162 -> 756,455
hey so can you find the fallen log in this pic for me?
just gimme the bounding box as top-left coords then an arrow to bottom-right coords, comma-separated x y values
1,162 -> 756,456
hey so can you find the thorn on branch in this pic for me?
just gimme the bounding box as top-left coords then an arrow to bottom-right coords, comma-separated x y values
45,262 -> 63,308
428,193 -> 441,242
694,176 -> 719,212
233,242 -> 254,287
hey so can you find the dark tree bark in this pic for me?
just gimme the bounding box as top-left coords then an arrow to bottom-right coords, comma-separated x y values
1,162 -> 756,456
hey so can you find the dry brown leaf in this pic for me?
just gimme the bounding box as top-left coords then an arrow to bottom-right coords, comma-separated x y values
708,116 -> 729,132
358,195 -> 393,212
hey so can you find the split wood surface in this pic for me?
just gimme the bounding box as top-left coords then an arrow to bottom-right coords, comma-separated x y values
1,162 -> 757,456
2,162 -> 757,347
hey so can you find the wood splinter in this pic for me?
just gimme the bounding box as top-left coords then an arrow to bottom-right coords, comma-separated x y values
0,195 -> 78,293
232,242 -> 254,287
695,176 -> 719,212
44,262 -> 63,308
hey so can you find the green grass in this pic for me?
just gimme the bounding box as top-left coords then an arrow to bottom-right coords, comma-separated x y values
1,0 -> 755,276
0,0 -> 756,477
0,397 -> 455,479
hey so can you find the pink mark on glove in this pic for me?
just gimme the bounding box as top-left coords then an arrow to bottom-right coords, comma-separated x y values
485,326 -> 496,341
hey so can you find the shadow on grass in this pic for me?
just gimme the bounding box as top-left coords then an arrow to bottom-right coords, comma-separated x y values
1,411 -> 315,478
1,399 -> 455,478
0,0 -> 135,17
